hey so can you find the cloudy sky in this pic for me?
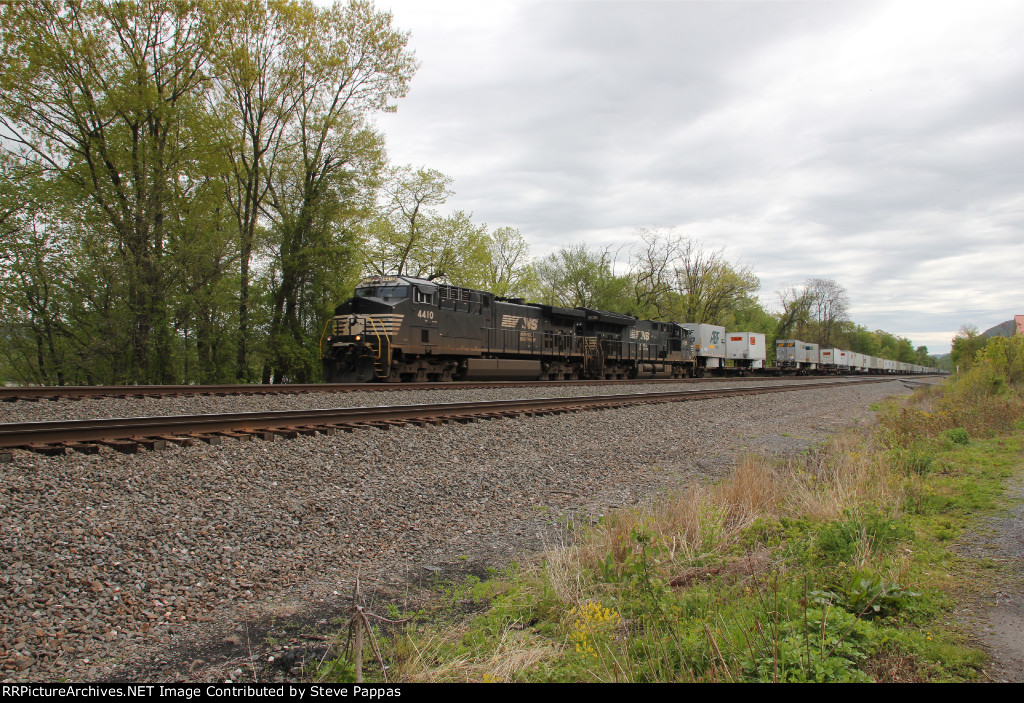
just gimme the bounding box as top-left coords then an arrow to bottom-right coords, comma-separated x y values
371,0 -> 1024,354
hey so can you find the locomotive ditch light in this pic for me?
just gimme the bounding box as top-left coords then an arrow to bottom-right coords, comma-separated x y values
355,335 -> 361,341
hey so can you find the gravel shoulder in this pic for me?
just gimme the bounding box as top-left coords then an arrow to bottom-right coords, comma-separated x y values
1,379 -> 930,682
957,472 -> 1024,683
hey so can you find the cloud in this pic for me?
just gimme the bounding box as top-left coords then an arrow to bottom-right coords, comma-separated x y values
376,0 -> 1024,353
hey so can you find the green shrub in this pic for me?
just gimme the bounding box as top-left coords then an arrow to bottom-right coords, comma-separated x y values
737,604 -> 875,682
889,443 -> 934,475
813,570 -> 921,619
942,427 -> 970,446
815,508 -> 912,563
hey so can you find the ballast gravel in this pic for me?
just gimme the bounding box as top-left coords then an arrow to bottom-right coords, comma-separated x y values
0,379 -> 935,682
2,377 -> 870,424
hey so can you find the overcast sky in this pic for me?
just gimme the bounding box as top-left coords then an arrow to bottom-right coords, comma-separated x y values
370,0 -> 1024,355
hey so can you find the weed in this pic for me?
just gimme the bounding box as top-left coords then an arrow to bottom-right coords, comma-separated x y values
814,507 -> 911,564
316,657 -> 357,683
942,427 -> 970,446
812,570 -> 921,619
566,602 -> 622,658
889,443 -> 934,476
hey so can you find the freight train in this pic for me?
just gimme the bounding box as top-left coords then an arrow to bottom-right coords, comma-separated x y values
321,276 -> 938,382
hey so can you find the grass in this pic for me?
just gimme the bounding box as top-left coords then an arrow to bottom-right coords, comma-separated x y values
317,338 -> 1024,682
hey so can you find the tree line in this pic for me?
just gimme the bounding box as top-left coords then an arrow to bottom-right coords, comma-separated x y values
0,1 -> 932,386
500,228 -> 933,368
1,0 -> 417,384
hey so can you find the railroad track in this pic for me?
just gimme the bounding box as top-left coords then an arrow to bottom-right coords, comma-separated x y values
0,373 -> 929,402
0,377 -> 907,459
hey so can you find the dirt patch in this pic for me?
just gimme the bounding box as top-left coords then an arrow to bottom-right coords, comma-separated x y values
957,470 -> 1024,682
669,548 -> 773,589
102,559 -> 496,683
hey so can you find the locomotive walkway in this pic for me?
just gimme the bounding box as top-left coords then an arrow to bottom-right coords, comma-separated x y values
0,377 -> 920,457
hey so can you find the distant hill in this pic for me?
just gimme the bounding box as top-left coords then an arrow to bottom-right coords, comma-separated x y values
982,316 -> 1024,340
939,315 -> 1023,372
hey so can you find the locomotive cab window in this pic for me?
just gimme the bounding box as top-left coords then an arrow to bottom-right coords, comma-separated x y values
356,285 -> 409,301
414,288 -> 434,304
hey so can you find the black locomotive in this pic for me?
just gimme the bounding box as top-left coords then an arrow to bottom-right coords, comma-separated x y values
321,275 -> 696,382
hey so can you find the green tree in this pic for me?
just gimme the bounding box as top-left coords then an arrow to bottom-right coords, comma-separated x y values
951,324 -> 987,372
894,337 -> 917,363
774,284 -> 814,340
915,345 -> 935,367
480,226 -> 535,298
0,161 -> 68,384
253,0 -> 415,383
531,243 -> 632,311
842,323 -> 880,356
213,0 -> 304,381
413,211 -> 492,286
0,0 -> 220,383
363,165 -> 454,278
213,0 -> 416,382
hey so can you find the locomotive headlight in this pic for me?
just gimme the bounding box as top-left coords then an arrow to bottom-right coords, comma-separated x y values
355,335 -> 361,341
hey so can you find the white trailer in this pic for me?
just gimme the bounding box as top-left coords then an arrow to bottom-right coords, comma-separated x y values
726,332 -> 766,370
684,323 -> 726,372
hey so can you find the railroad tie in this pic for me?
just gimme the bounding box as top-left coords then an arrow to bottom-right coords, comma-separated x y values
96,439 -> 140,454
266,428 -> 300,439
23,443 -> 69,456
212,431 -> 254,442
321,424 -> 357,433
60,442 -> 101,455
237,429 -> 278,441
130,437 -> 167,451
156,436 -> 196,447
187,434 -> 222,445
306,425 -> 338,436
292,426 -> 322,436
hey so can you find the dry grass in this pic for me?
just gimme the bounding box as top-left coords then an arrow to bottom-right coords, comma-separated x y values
392,622 -> 557,683
861,647 -> 930,683
782,432 -> 904,520
552,426 -> 903,589
717,453 -> 783,523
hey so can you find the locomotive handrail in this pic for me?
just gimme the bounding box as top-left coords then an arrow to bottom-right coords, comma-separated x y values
364,316 -> 391,379
318,317 -> 334,359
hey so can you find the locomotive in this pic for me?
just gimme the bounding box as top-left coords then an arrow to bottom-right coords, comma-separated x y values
321,276 -> 697,382
321,276 -> 940,383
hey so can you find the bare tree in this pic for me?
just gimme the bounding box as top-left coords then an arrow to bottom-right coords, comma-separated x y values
775,284 -> 814,338
806,277 -> 849,347
627,227 -> 759,323
627,227 -> 683,317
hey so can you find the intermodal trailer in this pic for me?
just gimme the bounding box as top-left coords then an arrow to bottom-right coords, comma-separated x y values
726,332 -> 766,370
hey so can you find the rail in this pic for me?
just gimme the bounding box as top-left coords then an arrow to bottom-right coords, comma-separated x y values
0,374 -> 943,402
0,377 -> 915,453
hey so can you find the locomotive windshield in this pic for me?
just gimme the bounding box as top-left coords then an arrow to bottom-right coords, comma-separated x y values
355,285 -> 410,301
